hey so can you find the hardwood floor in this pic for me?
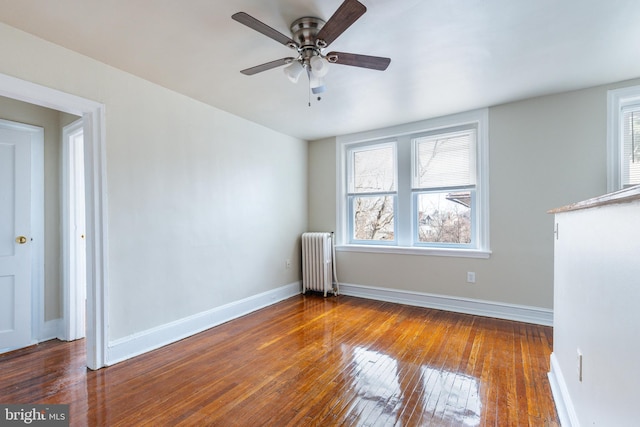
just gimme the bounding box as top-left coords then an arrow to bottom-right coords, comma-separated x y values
0,295 -> 559,426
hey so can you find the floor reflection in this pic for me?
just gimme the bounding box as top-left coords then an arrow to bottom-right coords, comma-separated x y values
1,298 -> 558,425
419,364 -> 481,426
347,346 -> 481,426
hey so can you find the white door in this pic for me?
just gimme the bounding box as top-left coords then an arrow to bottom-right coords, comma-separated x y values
0,120 -> 35,352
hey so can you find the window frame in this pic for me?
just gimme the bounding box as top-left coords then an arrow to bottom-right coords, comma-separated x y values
346,140 -> 398,245
336,109 -> 490,258
607,85 -> 640,192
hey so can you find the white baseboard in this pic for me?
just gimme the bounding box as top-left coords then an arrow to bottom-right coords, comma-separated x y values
105,280 -> 552,366
0,319 -> 62,355
548,352 -> 579,427
339,283 -> 553,326
39,318 -> 62,342
106,281 -> 300,366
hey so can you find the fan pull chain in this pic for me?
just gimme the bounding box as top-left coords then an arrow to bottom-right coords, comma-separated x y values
308,86 -> 322,107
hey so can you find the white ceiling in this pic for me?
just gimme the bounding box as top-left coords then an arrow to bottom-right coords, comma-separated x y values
0,0 -> 639,140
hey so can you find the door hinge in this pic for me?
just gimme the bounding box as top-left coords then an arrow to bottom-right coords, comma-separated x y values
554,223 -> 559,240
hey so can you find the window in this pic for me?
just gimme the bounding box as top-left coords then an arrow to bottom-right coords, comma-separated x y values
413,128 -> 476,247
347,142 -> 397,243
607,85 -> 640,191
621,108 -> 640,187
338,109 -> 490,258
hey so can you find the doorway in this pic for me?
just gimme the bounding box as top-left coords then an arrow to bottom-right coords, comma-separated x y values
0,72 -> 108,369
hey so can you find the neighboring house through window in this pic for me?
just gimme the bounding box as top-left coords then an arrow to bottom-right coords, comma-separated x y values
337,109 -> 490,258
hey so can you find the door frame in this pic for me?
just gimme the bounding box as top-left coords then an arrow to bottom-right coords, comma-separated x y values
0,73 -> 109,370
61,119 -> 86,342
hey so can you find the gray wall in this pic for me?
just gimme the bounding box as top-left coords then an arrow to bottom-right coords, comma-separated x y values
309,78 -> 640,309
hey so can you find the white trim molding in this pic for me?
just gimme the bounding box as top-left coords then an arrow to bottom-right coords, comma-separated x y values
107,282 -> 301,365
336,244 -> 492,259
0,72 -> 109,370
548,352 -> 580,427
339,283 -> 553,326
39,319 -> 62,342
336,108 -> 490,257
61,119 -> 86,342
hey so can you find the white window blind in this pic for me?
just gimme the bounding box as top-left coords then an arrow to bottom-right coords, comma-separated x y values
607,85 -> 640,191
413,129 -> 476,189
350,144 -> 396,193
622,107 -> 640,188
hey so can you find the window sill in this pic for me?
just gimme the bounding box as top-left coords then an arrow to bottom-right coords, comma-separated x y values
336,244 -> 492,259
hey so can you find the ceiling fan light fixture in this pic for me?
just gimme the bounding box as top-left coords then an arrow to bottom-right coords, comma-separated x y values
311,84 -> 326,94
284,60 -> 304,83
309,73 -> 326,94
310,55 -> 330,78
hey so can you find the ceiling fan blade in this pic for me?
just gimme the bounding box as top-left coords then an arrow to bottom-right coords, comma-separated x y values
232,12 -> 298,48
315,0 -> 367,48
240,58 -> 295,75
326,52 -> 391,71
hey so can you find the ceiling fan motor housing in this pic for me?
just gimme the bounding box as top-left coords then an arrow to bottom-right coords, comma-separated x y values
290,17 -> 326,63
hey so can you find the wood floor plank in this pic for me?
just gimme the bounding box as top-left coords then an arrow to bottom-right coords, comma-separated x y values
0,295 -> 559,426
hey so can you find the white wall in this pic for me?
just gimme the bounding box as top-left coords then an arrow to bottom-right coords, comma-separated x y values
0,23 -> 307,346
550,194 -> 640,426
309,79 -> 640,313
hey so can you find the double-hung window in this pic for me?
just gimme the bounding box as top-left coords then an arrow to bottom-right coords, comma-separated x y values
347,141 -> 397,244
412,126 -> 477,247
339,109 -> 489,258
608,85 -> 640,191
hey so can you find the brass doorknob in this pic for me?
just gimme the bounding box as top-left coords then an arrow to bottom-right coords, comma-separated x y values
15,236 -> 27,244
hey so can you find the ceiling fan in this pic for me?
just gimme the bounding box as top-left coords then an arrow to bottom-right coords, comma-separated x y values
232,0 -> 391,95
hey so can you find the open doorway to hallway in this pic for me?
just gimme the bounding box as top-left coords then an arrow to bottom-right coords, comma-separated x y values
0,72 -> 108,370
0,96 -> 85,355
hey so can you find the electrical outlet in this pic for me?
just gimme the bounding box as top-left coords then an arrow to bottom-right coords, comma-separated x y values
577,349 -> 583,382
285,259 -> 291,270
466,272 -> 476,283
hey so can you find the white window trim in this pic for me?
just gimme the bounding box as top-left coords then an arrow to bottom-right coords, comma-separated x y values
607,85 -> 640,192
346,140 -> 398,245
336,108 -> 491,258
